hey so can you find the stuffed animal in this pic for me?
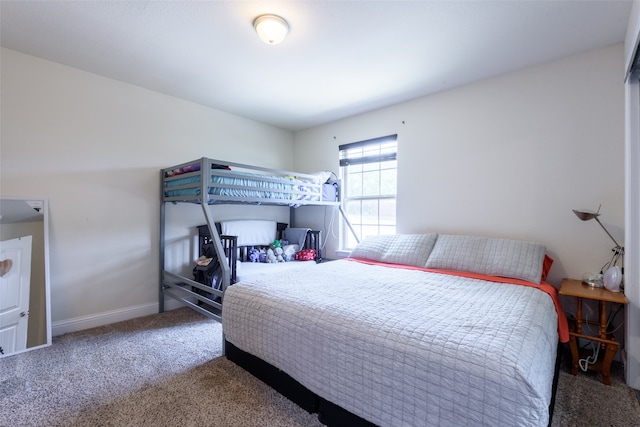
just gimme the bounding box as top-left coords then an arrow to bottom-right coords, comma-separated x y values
282,244 -> 299,261
248,248 -> 260,263
258,249 -> 267,263
266,248 -> 277,263
294,249 -> 317,261
274,247 -> 285,262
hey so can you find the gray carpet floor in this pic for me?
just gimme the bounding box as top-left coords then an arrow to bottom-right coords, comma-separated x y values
1,307 -> 639,427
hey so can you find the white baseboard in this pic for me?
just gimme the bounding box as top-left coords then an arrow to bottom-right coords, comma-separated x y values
51,299 -> 186,337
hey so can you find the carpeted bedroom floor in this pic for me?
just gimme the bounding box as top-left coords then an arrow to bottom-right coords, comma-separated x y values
1,307 -> 639,427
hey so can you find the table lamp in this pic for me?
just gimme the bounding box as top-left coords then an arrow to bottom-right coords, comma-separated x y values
573,206 -> 624,291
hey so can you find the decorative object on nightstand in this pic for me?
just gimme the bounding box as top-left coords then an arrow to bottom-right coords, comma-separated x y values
572,205 -> 624,291
559,278 -> 629,385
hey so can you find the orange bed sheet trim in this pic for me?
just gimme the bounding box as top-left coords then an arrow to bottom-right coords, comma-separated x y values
345,257 -> 569,343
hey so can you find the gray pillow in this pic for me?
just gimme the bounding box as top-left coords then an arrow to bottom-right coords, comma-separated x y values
349,234 -> 438,267
424,234 -> 546,284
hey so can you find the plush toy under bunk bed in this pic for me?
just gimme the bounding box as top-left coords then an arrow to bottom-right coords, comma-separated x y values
192,221 -> 322,304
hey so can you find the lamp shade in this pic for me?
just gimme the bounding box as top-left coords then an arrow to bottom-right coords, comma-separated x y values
572,209 -> 600,221
254,14 -> 289,45
572,207 -> 621,248
572,206 -> 625,278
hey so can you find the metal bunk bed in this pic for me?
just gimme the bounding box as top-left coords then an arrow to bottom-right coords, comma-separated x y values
159,157 -> 342,321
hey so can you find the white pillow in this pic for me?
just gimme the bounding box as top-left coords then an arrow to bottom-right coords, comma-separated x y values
424,234 -> 546,284
349,234 -> 438,267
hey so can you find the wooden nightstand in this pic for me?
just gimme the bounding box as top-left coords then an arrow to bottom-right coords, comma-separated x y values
559,278 -> 629,385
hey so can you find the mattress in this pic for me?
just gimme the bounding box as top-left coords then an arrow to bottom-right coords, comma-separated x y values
222,259 -> 559,427
234,260 -> 318,282
164,170 -> 323,202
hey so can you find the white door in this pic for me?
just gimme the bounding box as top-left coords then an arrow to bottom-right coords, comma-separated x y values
0,236 -> 32,357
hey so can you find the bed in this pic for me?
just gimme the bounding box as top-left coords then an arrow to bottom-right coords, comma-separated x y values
221,233 -> 569,427
159,157 -> 340,321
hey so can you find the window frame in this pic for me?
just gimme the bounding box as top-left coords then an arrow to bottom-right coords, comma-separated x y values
339,134 -> 398,249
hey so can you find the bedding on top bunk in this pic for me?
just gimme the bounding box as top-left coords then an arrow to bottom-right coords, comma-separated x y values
222,233 -> 566,427
164,169 -> 334,203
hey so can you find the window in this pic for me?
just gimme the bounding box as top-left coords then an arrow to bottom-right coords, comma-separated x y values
339,134 -> 397,249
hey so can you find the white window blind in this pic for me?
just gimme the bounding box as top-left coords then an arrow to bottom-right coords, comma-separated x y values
339,134 -> 397,249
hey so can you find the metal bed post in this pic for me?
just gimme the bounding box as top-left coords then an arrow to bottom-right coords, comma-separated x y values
199,158 -> 231,294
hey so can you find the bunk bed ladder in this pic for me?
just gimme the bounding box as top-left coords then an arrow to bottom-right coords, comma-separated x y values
200,203 -> 231,293
199,158 -> 231,294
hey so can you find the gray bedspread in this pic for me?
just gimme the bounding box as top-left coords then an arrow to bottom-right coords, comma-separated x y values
222,259 -> 558,427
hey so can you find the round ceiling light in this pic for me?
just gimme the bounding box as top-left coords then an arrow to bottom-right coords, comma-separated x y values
253,14 -> 289,45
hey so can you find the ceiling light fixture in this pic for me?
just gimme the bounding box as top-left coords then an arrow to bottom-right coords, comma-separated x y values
253,14 -> 289,45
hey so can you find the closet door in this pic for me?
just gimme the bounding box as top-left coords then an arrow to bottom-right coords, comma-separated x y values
625,77 -> 640,390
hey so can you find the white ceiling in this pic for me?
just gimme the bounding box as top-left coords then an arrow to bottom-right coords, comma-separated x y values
0,1 -> 633,132
0,199 -> 44,224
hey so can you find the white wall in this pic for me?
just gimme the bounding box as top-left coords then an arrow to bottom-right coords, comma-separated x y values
0,48 -> 294,334
294,44 -> 625,291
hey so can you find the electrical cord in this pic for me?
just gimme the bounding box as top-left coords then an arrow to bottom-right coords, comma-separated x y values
600,246 -> 624,274
608,303 -> 624,325
606,321 -> 625,336
575,309 -> 601,371
568,311 -> 600,337
604,304 -> 625,335
575,302 -> 626,371
321,205 -> 337,252
579,341 -> 600,372
323,172 -> 340,249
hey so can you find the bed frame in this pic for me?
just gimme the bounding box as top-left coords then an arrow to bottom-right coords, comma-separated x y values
225,339 -> 563,427
159,157 -> 342,322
